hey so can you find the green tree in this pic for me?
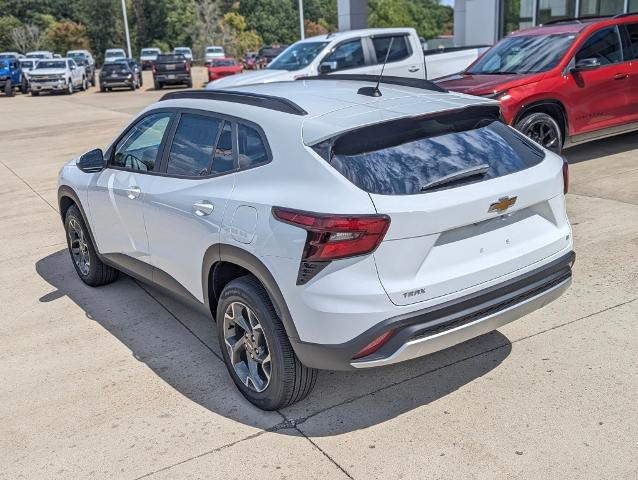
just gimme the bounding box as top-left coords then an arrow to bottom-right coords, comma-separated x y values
0,15 -> 23,51
220,11 -> 262,58
79,0 -> 123,63
46,20 -> 90,53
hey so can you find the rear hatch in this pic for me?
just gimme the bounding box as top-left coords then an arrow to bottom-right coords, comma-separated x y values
311,105 -> 570,306
155,55 -> 188,74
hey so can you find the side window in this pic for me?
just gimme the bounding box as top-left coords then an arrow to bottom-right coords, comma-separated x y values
372,35 -> 410,63
575,27 -> 622,65
623,23 -> 638,61
237,124 -> 269,170
324,39 -> 365,70
211,121 -> 234,174
166,113 -> 221,176
113,112 -> 172,171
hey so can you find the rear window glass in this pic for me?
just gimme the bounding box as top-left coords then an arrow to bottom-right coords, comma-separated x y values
372,35 -> 410,63
312,107 -> 545,195
102,63 -> 128,73
167,114 -> 222,176
157,55 -> 182,62
238,124 -> 269,170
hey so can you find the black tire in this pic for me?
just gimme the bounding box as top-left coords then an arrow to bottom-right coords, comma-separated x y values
5,79 -> 14,97
30,90 -> 39,96
130,81 -> 136,91
100,84 -> 106,93
91,72 -> 96,86
186,78 -> 193,88
138,74 -> 143,87
64,205 -> 119,287
65,81 -> 73,95
217,276 -> 317,410
515,112 -> 563,154
20,77 -> 28,94
80,77 -> 87,91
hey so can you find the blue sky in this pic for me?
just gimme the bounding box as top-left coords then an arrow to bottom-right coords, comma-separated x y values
441,0 -> 454,5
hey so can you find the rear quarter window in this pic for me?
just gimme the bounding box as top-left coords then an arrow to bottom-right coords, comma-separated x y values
312,107 -> 545,195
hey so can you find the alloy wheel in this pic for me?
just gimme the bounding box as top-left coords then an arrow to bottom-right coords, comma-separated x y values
521,118 -> 560,150
68,218 -> 90,276
223,301 -> 272,393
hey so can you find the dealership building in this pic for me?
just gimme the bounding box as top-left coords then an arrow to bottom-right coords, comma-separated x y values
454,0 -> 637,45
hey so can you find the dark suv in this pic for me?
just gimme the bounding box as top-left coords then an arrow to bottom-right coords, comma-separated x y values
436,14 -> 638,153
152,54 -> 192,89
99,61 -> 139,92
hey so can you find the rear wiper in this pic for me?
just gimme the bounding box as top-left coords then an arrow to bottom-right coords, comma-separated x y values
420,164 -> 490,192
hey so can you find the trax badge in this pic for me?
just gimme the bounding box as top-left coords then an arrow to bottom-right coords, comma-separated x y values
489,196 -> 518,214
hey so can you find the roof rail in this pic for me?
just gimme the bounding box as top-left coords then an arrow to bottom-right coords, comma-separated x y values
542,15 -> 612,25
159,89 -> 308,116
300,74 -> 448,93
614,11 -> 638,18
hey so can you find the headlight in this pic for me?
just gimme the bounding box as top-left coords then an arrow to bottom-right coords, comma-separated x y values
481,90 -> 511,101
127,74 -> 133,79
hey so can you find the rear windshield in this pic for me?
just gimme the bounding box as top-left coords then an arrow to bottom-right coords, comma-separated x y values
141,49 -> 159,55
157,54 -> 183,62
102,63 -> 129,73
312,106 -> 545,195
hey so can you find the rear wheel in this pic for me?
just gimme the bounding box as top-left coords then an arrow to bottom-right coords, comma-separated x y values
100,84 -> 106,93
20,77 -> 28,94
90,72 -> 96,86
217,276 -> 317,410
154,80 -> 162,90
4,79 -> 14,97
186,78 -> 193,88
81,77 -> 88,91
64,205 -> 119,287
515,112 -> 563,154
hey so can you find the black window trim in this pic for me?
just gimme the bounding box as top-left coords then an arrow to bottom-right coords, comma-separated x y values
570,24 -> 625,67
368,33 -> 413,65
317,37 -> 372,74
619,22 -> 638,61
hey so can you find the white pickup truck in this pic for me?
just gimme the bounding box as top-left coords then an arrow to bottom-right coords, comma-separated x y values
28,58 -> 87,95
207,28 -> 487,89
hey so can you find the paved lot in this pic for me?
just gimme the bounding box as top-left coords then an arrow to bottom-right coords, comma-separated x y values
1,68 -> 637,479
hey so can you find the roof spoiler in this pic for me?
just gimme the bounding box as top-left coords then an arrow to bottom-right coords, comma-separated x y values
299,74 -> 448,93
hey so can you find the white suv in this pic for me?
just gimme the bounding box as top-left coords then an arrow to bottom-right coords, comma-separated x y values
57,77 -> 574,409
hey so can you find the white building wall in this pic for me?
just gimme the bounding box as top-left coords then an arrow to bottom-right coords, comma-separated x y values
454,0 -> 500,46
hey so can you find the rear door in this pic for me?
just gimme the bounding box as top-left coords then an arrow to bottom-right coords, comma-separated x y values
315,109 -> 571,306
620,22 -> 638,124
143,111 -> 235,302
367,34 -> 424,79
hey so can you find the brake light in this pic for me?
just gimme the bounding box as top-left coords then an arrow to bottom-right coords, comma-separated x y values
272,207 -> 390,261
562,157 -> 569,194
352,330 -> 395,359
184,61 -> 190,73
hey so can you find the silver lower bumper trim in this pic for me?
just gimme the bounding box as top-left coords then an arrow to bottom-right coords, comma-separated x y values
351,277 -> 571,368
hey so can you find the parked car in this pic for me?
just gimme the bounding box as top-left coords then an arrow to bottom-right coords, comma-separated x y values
207,57 -> 243,81
18,58 -> 36,81
0,51 -> 22,60
99,60 -> 139,91
58,77 -> 573,410
140,47 -> 162,70
204,46 -> 225,64
259,44 -> 287,65
152,53 -> 192,89
26,50 -> 53,59
208,28 -> 486,89
123,58 -> 143,87
172,47 -> 193,63
243,51 -> 265,70
436,14 -> 638,153
29,58 -> 87,95
104,48 -> 126,63
67,50 -> 96,86
0,57 -> 28,96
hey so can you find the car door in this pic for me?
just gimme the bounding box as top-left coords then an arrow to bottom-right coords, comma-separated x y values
367,34 -> 423,78
320,38 -> 371,75
567,26 -> 630,135
87,111 -> 174,266
143,111 -> 236,302
620,22 -> 638,124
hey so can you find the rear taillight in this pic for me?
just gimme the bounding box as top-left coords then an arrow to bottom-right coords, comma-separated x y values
185,61 -> 190,73
562,157 -> 569,194
152,64 -> 156,73
272,207 -> 390,262
352,330 -> 395,359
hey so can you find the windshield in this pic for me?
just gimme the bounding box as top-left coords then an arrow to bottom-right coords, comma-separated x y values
267,42 -> 327,71
106,51 -> 124,58
0,60 -> 9,68
174,48 -> 190,54
467,34 -> 577,74
27,53 -> 47,58
20,60 -> 34,69
141,49 -> 158,55
102,63 -> 129,73
0,54 -> 16,59
35,60 -> 66,69
207,47 -> 223,53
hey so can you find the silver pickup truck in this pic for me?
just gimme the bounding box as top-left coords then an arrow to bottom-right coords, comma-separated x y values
29,58 -> 88,96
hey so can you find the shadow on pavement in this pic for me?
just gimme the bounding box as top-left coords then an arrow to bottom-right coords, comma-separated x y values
36,248 -> 512,436
565,131 -> 638,164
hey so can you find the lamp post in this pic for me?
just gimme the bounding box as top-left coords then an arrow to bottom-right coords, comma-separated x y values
299,0 -> 305,40
121,0 -> 132,58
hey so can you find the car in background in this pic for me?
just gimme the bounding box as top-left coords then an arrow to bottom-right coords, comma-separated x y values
172,47 -> 193,63
58,78 -> 573,409
207,57 -> 243,81
29,58 -> 87,95
152,53 -> 192,89
204,46 -> 225,64
99,60 -> 139,92
0,52 -> 22,60
18,58 -> 36,84
67,49 -> 96,86
436,14 -> 638,153
243,51 -> 265,70
208,28 -> 486,89
259,44 -> 287,65
140,47 -> 162,69
0,57 -> 28,96
104,49 -> 127,63
123,58 -> 143,88
26,51 -> 54,59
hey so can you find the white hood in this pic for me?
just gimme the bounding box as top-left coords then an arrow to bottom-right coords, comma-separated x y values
30,68 -> 66,76
206,69 -> 296,89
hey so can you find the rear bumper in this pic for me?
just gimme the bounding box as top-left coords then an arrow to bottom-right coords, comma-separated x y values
291,251 -> 575,370
155,73 -> 190,84
100,79 -> 133,87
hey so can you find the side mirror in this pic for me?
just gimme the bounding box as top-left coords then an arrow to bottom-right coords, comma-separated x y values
77,149 -> 105,173
319,61 -> 337,74
572,58 -> 601,72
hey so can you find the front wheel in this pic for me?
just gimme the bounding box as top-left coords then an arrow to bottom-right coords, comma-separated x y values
91,72 -> 96,86
515,112 -> 563,154
81,77 -> 88,91
217,276 -> 317,410
65,81 -> 73,95
20,77 -> 28,94
4,79 -> 14,97
64,205 -> 119,287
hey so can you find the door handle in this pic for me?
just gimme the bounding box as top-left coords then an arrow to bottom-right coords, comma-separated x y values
408,66 -> 421,72
614,73 -> 629,80
126,186 -> 141,200
193,200 -> 214,216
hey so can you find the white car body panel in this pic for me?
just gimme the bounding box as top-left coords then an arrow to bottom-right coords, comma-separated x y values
105,49 -> 127,62
29,59 -> 85,91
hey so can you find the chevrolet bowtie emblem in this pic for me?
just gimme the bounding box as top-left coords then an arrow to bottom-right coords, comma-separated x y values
489,196 -> 518,213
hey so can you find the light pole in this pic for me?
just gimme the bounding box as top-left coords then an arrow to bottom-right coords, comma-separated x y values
120,0 -> 132,58
299,0 -> 305,40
